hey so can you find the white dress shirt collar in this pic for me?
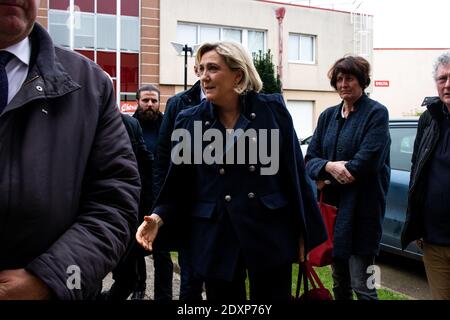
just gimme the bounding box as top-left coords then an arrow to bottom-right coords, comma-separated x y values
3,37 -> 31,67
1,37 -> 31,105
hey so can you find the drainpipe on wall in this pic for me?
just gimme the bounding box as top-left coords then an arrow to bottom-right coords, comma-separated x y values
275,7 -> 286,92
116,0 -> 121,107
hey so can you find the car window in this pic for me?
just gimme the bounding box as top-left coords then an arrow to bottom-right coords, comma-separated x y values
390,127 -> 417,172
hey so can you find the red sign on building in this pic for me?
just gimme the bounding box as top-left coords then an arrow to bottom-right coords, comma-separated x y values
375,80 -> 390,87
120,101 -> 138,115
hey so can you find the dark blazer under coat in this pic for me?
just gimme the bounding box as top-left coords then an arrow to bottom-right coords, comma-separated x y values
305,94 -> 391,259
153,91 -> 327,281
0,24 -> 140,299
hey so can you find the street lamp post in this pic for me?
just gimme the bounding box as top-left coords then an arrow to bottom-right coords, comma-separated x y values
182,44 -> 193,90
171,42 -> 199,91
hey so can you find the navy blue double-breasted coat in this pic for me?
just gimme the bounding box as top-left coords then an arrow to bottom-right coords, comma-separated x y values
153,91 -> 327,281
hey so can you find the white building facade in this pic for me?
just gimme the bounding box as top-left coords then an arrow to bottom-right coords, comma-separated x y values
372,48 -> 450,118
160,0 -> 373,138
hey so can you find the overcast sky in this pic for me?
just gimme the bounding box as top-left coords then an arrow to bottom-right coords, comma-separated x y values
273,0 -> 450,48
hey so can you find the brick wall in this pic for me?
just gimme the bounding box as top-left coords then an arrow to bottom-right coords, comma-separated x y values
36,0 -> 48,28
140,0 -> 175,111
140,0 -> 174,110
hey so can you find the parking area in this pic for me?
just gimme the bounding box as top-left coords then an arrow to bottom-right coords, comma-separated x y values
377,251 -> 431,300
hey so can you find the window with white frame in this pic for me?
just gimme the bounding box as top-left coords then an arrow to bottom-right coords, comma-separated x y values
223,28 -> 242,43
47,1 -> 140,98
176,23 -> 198,46
248,31 -> 265,55
199,26 -> 220,43
97,14 -> 117,50
48,10 -> 70,47
176,23 -> 265,56
288,33 -> 316,64
48,10 -> 139,52
121,16 -> 140,52
73,13 -> 95,49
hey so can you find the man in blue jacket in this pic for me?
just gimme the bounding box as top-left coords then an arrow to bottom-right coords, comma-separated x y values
0,0 -> 140,299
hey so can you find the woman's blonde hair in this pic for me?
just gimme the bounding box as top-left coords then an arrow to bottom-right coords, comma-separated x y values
196,41 -> 263,94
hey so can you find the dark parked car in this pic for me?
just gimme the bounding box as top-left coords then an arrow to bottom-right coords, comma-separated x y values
382,119 -> 422,260
300,118 -> 423,260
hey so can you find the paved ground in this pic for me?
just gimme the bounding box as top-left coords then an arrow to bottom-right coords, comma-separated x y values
102,256 -> 180,300
102,256 -> 207,300
102,252 -> 431,300
377,251 -> 431,300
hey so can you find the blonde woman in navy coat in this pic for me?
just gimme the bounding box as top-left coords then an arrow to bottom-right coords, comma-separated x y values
136,41 -> 326,302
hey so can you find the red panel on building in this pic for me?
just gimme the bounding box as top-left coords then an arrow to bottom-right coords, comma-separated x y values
121,53 -> 139,93
97,0 -> 116,15
97,51 -> 116,77
121,0 -> 139,17
50,0 -> 94,13
76,50 -> 95,61
75,0 -> 94,13
51,0 -> 138,16
49,0 -> 69,10
97,52 -> 138,93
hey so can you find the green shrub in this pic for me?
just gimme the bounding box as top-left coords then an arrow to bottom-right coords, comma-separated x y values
253,50 -> 282,94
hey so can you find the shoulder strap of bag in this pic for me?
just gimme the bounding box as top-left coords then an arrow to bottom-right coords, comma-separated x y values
296,262 -> 310,298
305,261 -> 326,289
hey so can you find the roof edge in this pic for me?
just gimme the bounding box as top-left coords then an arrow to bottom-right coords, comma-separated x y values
374,48 -> 450,51
256,0 -> 373,16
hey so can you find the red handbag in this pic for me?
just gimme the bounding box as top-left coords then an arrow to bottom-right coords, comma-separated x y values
308,192 -> 337,267
294,260 -> 333,301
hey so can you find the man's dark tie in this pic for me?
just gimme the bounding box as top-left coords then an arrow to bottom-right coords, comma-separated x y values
0,51 -> 13,114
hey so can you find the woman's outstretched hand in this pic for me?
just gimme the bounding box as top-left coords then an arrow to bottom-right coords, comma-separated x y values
136,214 -> 162,251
